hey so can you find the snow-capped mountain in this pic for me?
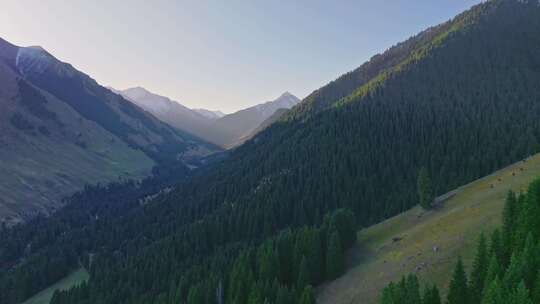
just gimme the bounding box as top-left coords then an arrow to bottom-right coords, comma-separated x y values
113,87 -> 300,148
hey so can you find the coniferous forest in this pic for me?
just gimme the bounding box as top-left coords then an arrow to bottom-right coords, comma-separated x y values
380,179 -> 540,304
1,1 -> 540,304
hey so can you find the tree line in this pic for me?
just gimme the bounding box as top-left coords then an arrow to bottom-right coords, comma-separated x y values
49,209 -> 356,304
2,1 -> 540,304
381,178 -> 540,304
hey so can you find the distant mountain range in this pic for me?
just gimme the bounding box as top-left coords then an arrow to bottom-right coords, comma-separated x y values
192,108 -> 225,120
112,87 -> 300,148
0,38 -> 219,225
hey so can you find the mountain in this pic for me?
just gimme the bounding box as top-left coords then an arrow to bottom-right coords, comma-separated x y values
193,108 -> 225,120
3,1 -> 540,304
209,92 -> 300,147
115,87 -> 300,148
236,107 -> 290,144
0,38 -> 218,225
111,87 -> 220,143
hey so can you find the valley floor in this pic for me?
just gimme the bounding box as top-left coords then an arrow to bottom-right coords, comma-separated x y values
317,153 -> 540,304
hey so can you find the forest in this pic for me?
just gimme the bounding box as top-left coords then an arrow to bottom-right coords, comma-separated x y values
380,179 -> 540,304
1,1 -> 540,304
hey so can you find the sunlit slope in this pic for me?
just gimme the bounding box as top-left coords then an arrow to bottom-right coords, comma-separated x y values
317,153 -> 540,304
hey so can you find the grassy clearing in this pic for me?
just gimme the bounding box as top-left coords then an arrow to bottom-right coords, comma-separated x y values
22,268 -> 89,304
317,153 -> 540,304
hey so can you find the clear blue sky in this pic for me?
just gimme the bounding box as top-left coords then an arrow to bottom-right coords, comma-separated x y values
1,0 -> 480,113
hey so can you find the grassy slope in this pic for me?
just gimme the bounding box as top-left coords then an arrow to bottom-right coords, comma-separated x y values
21,268 -> 89,304
0,84 -> 155,225
317,153 -> 540,304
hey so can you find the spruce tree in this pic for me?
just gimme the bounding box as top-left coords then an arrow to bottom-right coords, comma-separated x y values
532,274 -> 540,304
508,281 -> 532,304
405,274 -> 421,304
298,286 -> 316,304
447,257 -> 469,304
422,285 -> 441,304
297,256 -> 310,290
470,233 -> 489,303
504,253 -> 525,291
417,167 -> 434,210
502,191 -> 517,264
489,229 -> 504,266
484,255 -> 502,292
326,231 -> 344,280
481,277 -> 504,304
521,233 -> 537,288
275,285 -> 292,304
380,283 -> 396,304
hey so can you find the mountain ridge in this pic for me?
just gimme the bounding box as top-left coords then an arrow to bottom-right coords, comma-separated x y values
114,86 -> 300,147
3,1 -> 540,304
0,38 -> 218,225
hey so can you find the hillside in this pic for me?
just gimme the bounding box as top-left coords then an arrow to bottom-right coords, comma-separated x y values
318,153 -> 540,304
0,38 -> 218,225
2,1 -> 540,304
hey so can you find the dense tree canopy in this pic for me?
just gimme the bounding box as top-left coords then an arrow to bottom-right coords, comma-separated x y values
380,177 -> 540,304
2,1 -> 540,304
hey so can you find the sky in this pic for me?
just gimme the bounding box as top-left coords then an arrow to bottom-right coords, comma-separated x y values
0,0 -> 481,113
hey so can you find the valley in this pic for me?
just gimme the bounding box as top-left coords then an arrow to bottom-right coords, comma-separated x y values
2,1 -> 540,304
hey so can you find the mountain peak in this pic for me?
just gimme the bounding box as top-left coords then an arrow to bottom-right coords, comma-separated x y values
279,91 -> 295,98
27,45 -> 45,51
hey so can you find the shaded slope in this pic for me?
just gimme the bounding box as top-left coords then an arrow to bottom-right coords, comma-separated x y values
0,58 -> 154,225
0,38 -> 219,224
205,92 -> 300,147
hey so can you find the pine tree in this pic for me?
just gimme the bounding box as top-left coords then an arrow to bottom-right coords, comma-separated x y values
187,285 -> 204,304
470,233 -> 489,303
503,253 -> 525,290
515,180 -> 540,249
502,191 -> 517,264
481,277 -> 504,304
422,285 -> 441,304
484,255 -> 502,291
405,274 -> 421,304
508,281 -> 532,304
417,167 -> 434,210
275,285 -> 292,304
247,286 -> 263,304
447,257 -> 469,304
489,229 -> 504,266
298,286 -> 316,304
326,231 -> 344,280
297,256 -> 310,290
532,274 -> 540,304
380,283 -> 396,304
522,233 -> 539,288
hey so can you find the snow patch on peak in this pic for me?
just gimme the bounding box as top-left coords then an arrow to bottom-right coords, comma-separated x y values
16,46 -> 55,76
